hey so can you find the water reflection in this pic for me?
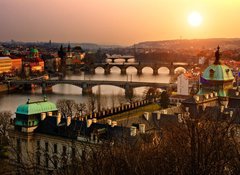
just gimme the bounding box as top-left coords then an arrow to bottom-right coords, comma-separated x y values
0,67 -> 170,113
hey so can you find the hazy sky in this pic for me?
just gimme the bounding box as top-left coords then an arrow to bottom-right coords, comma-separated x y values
0,0 -> 240,45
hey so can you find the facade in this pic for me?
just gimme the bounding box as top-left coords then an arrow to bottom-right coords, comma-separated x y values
9,97 -> 131,173
182,46 -> 240,116
198,46 -> 234,97
0,57 -> 12,73
177,73 -> 190,95
11,56 -> 22,73
23,48 -> 44,74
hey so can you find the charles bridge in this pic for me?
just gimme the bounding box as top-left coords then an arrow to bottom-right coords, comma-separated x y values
5,79 -> 175,97
85,62 -> 195,75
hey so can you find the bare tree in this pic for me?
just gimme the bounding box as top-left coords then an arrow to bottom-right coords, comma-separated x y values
0,111 -> 12,142
57,99 -> 76,117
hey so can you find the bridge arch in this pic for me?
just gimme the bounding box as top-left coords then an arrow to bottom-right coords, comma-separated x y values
142,66 -> 154,74
174,67 -> 187,74
50,83 -> 83,94
158,67 -> 170,74
95,66 -> 105,74
110,66 -> 121,74
126,66 -> 138,74
92,85 -> 125,94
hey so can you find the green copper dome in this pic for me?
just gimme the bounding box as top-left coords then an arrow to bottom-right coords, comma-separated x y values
2,49 -> 10,56
16,99 -> 57,115
30,48 -> 39,54
202,64 -> 234,81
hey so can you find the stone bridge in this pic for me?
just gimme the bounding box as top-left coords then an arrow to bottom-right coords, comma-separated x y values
86,62 -> 195,75
5,79 -> 175,97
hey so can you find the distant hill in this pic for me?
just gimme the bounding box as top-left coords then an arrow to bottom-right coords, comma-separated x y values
73,43 -> 123,50
134,38 -> 240,50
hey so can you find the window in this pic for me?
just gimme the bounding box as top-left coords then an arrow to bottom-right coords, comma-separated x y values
54,159 -> 58,169
36,153 -> 41,165
45,142 -> 49,152
72,147 -> 76,159
45,155 -> 49,168
37,140 -> 40,150
54,144 -> 57,154
62,146 -> 66,155
17,138 -> 21,152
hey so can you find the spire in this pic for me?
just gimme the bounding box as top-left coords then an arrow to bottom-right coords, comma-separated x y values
68,43 -> 71,52
214,45 -> 221,65
60,44 -> 63,51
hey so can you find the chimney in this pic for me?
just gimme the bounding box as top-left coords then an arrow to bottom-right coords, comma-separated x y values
220,106 -> 224,113
194,95 -> 199,101
56,112 -> 61,125
162,110 -> 167,114
92,118 -> 97,123
230,111 -> 233,118
178,114 -> 183,123
111,121 -> 117,127
87,119 -> 92,128
156,111 -> 161,120
139,124 -> 145,134
47,112 -> 52,117
236,91 -> 239,96
130,126 -> 137,136
107,119 -> 112,125
144,112 -> 149,120
41,113 -> 46,121
66,116 -> 71,126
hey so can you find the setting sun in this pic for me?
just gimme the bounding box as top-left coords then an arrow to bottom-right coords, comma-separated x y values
188,11 -> 203,27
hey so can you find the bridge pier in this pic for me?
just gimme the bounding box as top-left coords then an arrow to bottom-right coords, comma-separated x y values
104,67 -> 110,75
82,83 -> 93,96
124,58 -> 129,63
153,68 -> 158,75
121,67 -> 127,75
90,68 -> 95,74
137,68 -> 142,75
125,84 -> 134,98
169,68 -> 175,75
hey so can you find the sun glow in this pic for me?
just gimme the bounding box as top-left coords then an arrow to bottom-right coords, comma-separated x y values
188,11 -> 202,27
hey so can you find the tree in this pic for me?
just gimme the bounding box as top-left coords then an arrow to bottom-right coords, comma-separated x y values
0,111 -> 11,142
144,87 -> 161,101
57,99 -> 76,117
159,91 -> 170,108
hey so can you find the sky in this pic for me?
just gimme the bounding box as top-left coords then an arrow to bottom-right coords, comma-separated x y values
0,0 -> 240,45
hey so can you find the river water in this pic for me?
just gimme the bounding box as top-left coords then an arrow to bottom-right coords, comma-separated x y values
0,66 -> 172,114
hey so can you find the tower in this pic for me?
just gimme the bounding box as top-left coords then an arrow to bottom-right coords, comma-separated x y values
198,46 -> 234,97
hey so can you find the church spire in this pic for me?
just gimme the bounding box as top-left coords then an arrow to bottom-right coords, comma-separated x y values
68,43 -> 71,52
214,45 -> 221,65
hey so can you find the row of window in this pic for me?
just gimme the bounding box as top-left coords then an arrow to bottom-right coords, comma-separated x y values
37,141 -> 67,155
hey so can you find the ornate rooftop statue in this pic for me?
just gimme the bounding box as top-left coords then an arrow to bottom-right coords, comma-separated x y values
214,45 -> 221,64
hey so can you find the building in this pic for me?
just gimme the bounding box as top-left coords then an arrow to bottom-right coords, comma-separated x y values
0,57 -> 12,74
182,46 -> 240,116
23,48 -> 44,74
8,97 -> 132,173
198,46 -> 234,97
10,56 -> 22,74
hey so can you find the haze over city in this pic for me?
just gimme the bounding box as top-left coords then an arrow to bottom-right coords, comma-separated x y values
1,0 -> 240,45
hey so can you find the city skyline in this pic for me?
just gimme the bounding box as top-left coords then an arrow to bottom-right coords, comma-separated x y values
1,0 -> 240,45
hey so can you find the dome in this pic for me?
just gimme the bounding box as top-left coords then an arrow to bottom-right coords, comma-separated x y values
16,100 -> 57,115
30,48 -> 39,54
202,64 -> 234,81
2,49 -> 10,56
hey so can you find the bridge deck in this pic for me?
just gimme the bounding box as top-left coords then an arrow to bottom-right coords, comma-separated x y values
5,79 -> 175,88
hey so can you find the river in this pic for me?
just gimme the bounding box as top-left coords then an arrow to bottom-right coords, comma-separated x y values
0,66 -> 173,114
